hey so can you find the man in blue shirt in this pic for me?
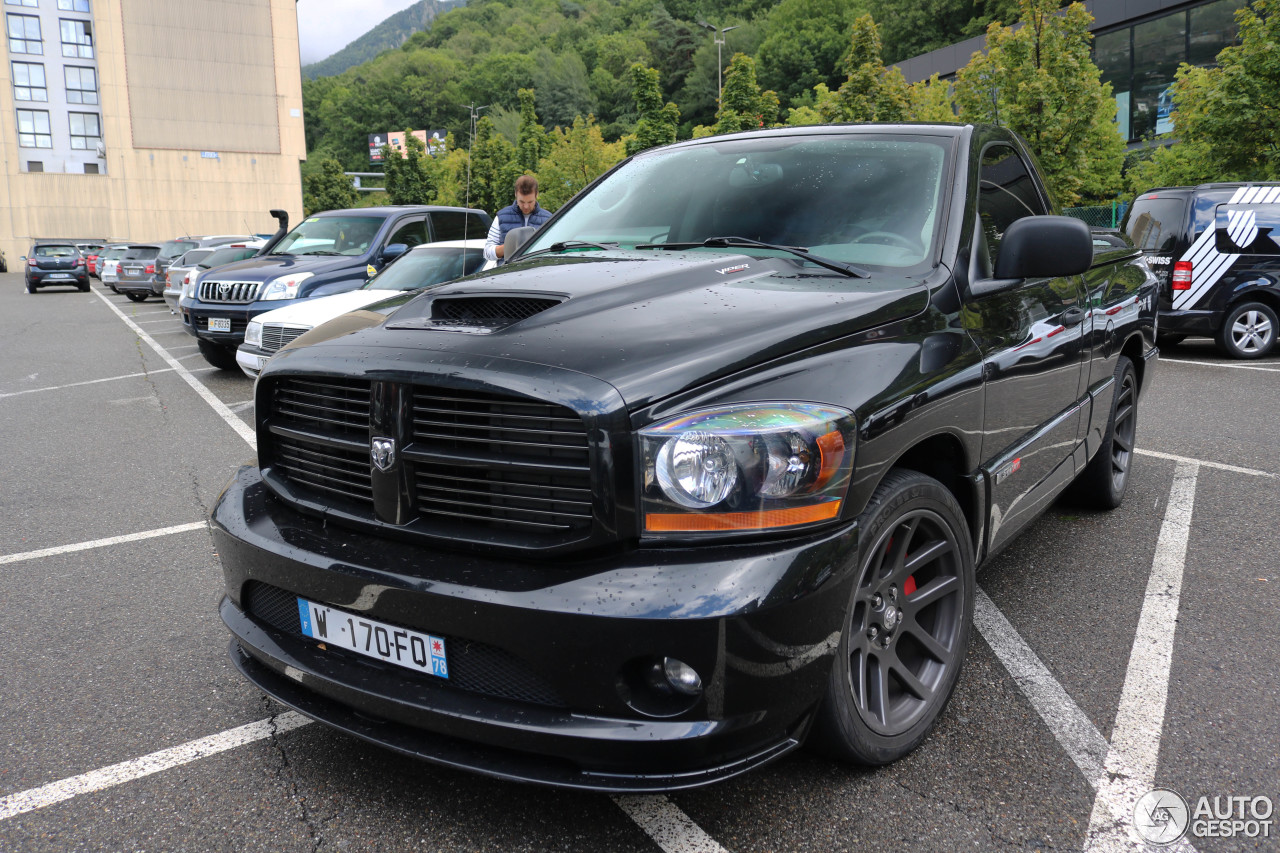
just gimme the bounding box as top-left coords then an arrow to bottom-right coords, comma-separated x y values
483,175 -> 553,264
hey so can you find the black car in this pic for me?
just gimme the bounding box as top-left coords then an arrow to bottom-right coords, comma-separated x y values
211,123 -> 1157,791
25,243 -> 90,292
113,244 -> 162,302
1123,182 -> 1280,358
183,206 -> 492,370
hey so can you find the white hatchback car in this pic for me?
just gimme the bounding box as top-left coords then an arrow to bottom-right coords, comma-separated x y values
236,239 -> 490,378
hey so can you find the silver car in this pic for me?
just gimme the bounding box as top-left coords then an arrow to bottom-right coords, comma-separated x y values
169,242 -> 265,314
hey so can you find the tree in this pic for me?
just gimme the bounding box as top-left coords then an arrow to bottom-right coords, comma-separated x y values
627,64 -> 680,155
536,115 -> 626,210
468,116 -> 521,217
516,88 -> 547,173
754,0 -> 867,106
302,157 -> 359,215
1160,0 -> 1280,182
952,0 -> 1124,205
826,14 -> 910,123
381,135 -> 435,205
712,53 -> 774,134
907,73 -> 958,123
870,0 -> 1028,64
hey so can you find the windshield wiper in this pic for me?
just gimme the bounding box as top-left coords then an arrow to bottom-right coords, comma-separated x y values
295,250 -> 343,256
635,236 -> 870,278
519,240 -> 619,260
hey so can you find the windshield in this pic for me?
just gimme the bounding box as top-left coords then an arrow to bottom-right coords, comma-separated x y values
35,245 -> 77,257
200,246 -> 259,269
159,239 -> 196,260
178,248 -> 215,267
270,216 -> 384,256
525,134 -> 951,271
365,247 -> 484,291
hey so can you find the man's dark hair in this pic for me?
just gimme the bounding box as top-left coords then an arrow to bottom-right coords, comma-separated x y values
515,175 -> 538,195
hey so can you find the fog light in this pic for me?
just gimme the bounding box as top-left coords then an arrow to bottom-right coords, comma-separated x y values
650,657 -> 702,697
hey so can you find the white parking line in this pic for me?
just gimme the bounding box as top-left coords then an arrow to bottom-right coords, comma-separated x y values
92,287 -> 257,448
1136,448 -> 1274,478
0,369 -> 177,399
1163,358 -> 1280,373
613,795 -> 729,853
1084,462 -> 1199,852
0,712 -> 313,821
0,522 -> 207,566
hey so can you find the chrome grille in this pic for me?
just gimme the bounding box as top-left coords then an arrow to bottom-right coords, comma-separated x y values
199,279 -> 261,303
261,324 -> 311,353
273,435 -> 373,506
273,378 -> 371,439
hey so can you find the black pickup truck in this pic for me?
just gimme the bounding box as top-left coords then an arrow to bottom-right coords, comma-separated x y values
211,123 -> 1158,791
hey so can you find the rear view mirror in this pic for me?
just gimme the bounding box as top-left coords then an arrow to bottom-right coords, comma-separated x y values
504,226 -> 537,261
994,215 -> 1093,279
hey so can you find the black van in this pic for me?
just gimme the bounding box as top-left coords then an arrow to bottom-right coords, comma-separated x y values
1122,183 -> 1280,358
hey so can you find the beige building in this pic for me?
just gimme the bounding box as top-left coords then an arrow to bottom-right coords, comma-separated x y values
1,0 -> 305,262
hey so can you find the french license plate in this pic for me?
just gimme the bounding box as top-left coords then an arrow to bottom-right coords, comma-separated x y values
297,597 -> 449,678
208,317 -> 231,332
46,273 -> 70,280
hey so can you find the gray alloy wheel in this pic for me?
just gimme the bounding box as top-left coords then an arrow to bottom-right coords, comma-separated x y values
812,469 -> 974,765
1069,355 -> 1137,510
1217,301 -> 1277,359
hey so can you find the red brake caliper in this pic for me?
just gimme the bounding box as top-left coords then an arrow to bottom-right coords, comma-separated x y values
903,575 -> 917,596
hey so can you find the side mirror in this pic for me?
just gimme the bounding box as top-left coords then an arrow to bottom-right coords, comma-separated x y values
503,226 -> 538,261
381,242 -> 409,262
993,215 -> 1093,279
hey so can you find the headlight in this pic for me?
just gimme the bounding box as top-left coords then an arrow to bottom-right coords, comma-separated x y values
244,321 -> 262,347
640,403 -> 855,534
261,271 -> 314,301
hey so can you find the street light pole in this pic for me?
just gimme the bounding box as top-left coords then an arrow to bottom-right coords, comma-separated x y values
462,103 -> 489,211
699,21 -> 739,106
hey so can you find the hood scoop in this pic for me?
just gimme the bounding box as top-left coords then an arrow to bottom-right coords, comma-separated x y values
387,294 -> 565,334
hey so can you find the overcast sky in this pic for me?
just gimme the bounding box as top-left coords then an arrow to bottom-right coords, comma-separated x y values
296,0 -> 423,65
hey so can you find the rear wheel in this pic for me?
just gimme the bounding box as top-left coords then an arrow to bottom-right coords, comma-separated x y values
124,292 -> 148,302
78,281 -> 90,292
812,469 -> 974,765
1217,301 -> 1277,359
198,338 -> 238,371
1069,355 -> 1137,510
26,280 -> 37,293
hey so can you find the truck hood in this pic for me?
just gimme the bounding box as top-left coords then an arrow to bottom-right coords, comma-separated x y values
251,289 -> 399,328
200,252 -> 362,283
267,251 -> 930,409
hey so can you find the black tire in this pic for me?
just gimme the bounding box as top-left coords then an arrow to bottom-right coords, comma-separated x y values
78,282 -> 90,292
198,338 -> 239,371
1216,301 -> 1277,359
811,469 -> 974,765
26,280 -> 37,293
109,284 -> 120,294
124,291 -> 148,302
1069,355 -> 1137,510
1155,333 -> 1185,348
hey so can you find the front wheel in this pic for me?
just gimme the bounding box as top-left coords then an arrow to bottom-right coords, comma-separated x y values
811,469 -> 974,765
1217,301 -> 1277,359
197,338 -> 238,371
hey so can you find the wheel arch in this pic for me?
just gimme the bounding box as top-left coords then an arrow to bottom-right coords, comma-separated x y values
877,431 -> 981,560
1120,333 -> 1148,392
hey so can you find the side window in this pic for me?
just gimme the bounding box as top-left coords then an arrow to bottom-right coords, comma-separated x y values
429,211 -> 489,242
975,145 -> 1048,277
386,218 -> 427,248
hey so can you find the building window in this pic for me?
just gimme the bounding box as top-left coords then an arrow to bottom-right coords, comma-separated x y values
1189,0 -> 1246,66
12,61 -> 47,101
84,162 -> 99,174
5,0 -> 39,7
58,0 -> 93,11
7,13 -> 41,54
68,111 -> 100,149
17,108 -> 53,148
60,18 -> 92,58
27,161 -> 44,172
65,65 -> 97,104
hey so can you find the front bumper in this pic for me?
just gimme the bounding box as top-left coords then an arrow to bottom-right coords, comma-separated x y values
235,344 -> 270,379
213,465 -> 860,791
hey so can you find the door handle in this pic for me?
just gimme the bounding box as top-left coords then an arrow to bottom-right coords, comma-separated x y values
1061,307 -> 1086,326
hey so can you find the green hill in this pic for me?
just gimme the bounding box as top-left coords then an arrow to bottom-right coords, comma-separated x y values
302,0 -> 467,80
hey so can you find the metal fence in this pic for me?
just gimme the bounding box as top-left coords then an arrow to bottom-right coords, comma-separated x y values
1062,201 -> 1129,229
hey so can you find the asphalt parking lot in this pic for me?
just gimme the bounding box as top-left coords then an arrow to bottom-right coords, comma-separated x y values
1,276 -> 1277,853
